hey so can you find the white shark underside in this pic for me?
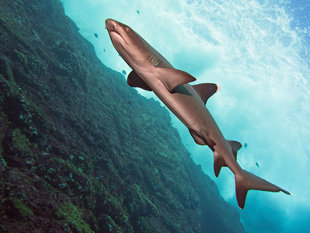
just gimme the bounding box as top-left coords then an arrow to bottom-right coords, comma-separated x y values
105,18 -> 290,209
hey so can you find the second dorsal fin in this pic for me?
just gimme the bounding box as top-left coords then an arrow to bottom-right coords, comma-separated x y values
192,83 -> 220,104
127,71 -> 152,91
228,140 -> 242,160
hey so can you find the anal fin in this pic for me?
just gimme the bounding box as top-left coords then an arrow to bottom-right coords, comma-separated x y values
214,151 -> 226,177
214,140 -> 242,177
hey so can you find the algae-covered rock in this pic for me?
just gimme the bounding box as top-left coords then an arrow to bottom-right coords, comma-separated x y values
56,202 -> 94,233
8,197 -> 34,219
11,129 -> 32,155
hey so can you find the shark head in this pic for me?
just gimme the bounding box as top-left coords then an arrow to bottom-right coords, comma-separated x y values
105,18 -> 150,69
105,18 -> 129,46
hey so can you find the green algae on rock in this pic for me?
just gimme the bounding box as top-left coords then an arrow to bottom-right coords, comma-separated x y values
9,198 -> 34,218
11,129 -> 32,155
56,202 -> 94,233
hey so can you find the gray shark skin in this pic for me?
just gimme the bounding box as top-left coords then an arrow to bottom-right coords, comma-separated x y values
105,18 -> 291,209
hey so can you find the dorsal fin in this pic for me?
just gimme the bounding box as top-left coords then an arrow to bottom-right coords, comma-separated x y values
192,83 -> 220,104
155,67 -> 196,92
228,140 -> 242,160
127,71 -> 152,91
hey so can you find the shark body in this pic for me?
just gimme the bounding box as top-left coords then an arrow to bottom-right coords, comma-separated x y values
105,18 -> 290,208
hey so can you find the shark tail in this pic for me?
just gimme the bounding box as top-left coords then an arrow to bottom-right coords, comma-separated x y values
234,169 -> 291,209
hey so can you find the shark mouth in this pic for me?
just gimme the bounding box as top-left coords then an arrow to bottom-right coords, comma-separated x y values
107,24 -> 127,46
109,31 -> 126,52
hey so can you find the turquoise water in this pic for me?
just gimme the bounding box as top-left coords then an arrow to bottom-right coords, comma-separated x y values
61,0 -> 310,232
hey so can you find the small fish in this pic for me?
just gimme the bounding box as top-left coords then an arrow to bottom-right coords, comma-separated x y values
94,33 -> 98,38
137,10 -> 140,14
122,70 -> 126,75
244,143 -> 248,148
256,162 -> 260,168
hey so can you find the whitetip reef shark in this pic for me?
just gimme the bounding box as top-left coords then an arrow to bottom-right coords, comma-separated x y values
105,18 -> 291,209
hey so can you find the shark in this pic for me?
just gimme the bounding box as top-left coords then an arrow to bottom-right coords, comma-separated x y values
105,18 -> 291,209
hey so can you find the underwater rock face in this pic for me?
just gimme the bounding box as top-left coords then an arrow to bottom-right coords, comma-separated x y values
0,0 -> 245,232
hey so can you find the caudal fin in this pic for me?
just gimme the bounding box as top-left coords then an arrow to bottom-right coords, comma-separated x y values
235,170 -> 291,209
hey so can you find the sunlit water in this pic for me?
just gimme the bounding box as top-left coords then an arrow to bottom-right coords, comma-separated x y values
61,0 -> 310,232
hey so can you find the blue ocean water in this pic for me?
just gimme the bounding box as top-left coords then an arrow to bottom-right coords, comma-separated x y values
61,0 -> 310,232
284,0 -> 310,65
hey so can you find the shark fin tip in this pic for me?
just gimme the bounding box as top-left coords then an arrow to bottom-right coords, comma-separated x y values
282,190 -> 292,196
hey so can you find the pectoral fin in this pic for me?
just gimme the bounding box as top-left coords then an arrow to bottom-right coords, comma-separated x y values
193,83 -> 220,105
189,129 -> 207,145
127,71 -> 152,91
156,67 -> 196,92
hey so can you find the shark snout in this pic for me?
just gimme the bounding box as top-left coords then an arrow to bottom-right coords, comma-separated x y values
105,18 -> 117,31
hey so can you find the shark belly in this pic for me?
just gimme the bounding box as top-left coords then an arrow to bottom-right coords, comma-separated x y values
152,83 -> 206,128
151,82 -> 220,143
